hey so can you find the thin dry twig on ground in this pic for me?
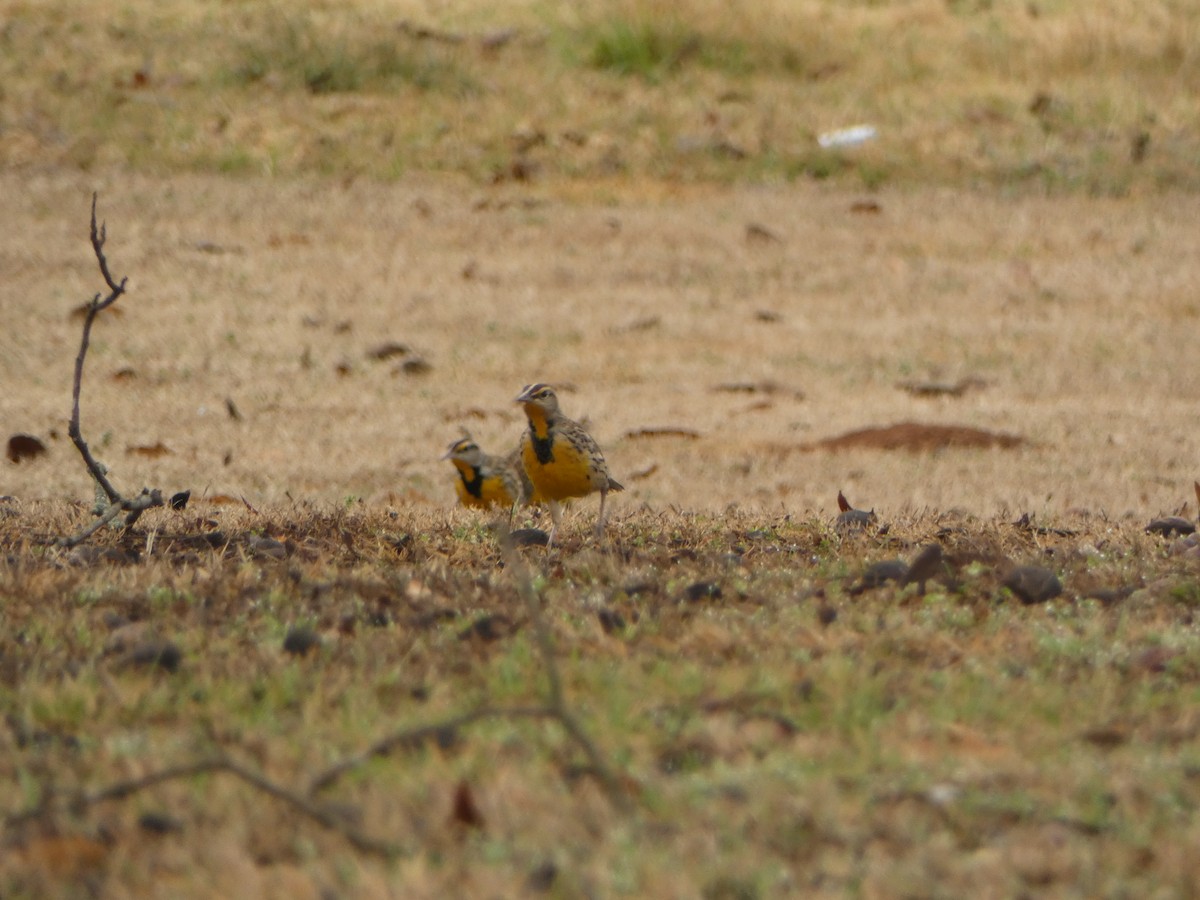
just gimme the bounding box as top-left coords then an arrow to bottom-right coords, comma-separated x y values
307,705 -> 559,794
496,522 -> 633,811
5,756 -> 402,858
58,194 -> 163,548
309,524 -> 633,812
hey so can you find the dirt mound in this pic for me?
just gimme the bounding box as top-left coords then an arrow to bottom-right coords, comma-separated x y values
805,421 -> 1026,453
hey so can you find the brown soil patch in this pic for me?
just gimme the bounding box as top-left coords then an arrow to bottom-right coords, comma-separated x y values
806,422 -> 1027,453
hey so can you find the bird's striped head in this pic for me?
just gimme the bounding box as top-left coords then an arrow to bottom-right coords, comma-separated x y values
515,383 -> 561,417
442,435 -> 484,466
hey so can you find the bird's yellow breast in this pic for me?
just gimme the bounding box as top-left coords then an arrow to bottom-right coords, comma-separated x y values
452,460 -> 517,509
521,437 -> 596,500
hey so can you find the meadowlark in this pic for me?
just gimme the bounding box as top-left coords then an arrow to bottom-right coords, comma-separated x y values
515,383 -> 623,545
443,434 -> 534,511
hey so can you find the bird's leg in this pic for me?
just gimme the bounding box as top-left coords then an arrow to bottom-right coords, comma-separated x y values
595,488 -> 608,539
547,500 -> 562,549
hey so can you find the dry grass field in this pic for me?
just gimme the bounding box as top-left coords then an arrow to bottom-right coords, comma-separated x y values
4,1 -> 1200,897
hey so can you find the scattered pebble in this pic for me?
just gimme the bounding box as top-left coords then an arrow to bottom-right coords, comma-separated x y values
282,625 -> 321,657
1147,517 -> 1195,538
1002,566 -> 1063,605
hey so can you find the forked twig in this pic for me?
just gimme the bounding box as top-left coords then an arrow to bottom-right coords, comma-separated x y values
59,489 -> 166,549
58,194 -> 164,547
68,194 -> 127,506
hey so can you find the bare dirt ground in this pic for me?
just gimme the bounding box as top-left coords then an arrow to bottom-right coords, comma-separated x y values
5,169 -> 1200,522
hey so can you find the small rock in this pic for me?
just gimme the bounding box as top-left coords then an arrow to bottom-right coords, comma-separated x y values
458,614 -> 512,642
398,357 -> 432,375
138,811 -> 184,834
1147,517 -> 1195,538
510,528 -> 549,547
104,621 -> 155,655
597,608 -> 626,634
123,641 -> 182,673
367,341 -> 411,361
836,508 -> 876,532
526,861 -> 559,893
1002,566 -> 1062,605
246,536 -> 287,559
282,625 -> 321,656
6,434 -> 47,463
682,581 -> 722,603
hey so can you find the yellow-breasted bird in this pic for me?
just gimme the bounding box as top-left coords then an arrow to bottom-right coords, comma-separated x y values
515,383 -> 623,545
443,435 -> 534,511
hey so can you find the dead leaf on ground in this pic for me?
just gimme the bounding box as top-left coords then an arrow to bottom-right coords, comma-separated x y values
69,302 -> 124,321
1081,724 -> 1130,748
1130,646 -> 1178,674
624,427 -> 701,440
450,779 -> 485,830
117,640 -> 183,673
18,834 -> 110,877
745,222 -> 782,243
110,367 -> 137,382
608,315 -> 661,335
7,433 -> 47,463
126,441 -> 173,458
803,422 -> 1025,452
896,376 -> 987,398
850,199 -> 882,214
712,380 -> 804,400
367,341 -> 412,360
267,233 -> 310,248
395,357 -> 432,375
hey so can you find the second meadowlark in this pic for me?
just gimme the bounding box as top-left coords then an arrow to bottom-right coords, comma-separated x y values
443,434 -> 535,511
515,383 -> 623,545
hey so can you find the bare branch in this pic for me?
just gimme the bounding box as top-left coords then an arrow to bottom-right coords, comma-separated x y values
6,755 -> 404,858
58,489 -> 164,549
496,523 -> 633,811
89,192 -> 128,306
67,194 -> 129,507
310,530 -> 631,809
309,704 -> 557,795
60,193 -> 166,546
